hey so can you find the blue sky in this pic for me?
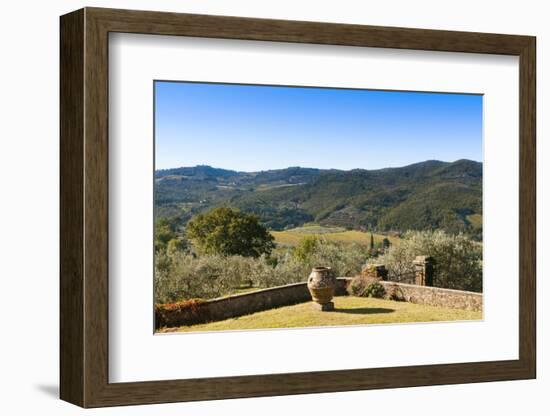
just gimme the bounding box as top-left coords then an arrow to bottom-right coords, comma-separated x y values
155,81 -> 482,171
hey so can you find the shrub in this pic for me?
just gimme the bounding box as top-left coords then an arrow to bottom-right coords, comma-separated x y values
155,299 -> 210,328
166,238 -> 188,255
155,252 -> 256,303
384,283 -> 405,301
378,230 -> 482,292
348,275 -> 385,298
364,282 -> 386,298
155,239 -> 371,303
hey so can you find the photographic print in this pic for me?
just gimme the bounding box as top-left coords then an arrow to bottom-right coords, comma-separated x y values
60,10 -> 536,406
153,81 -> 483,333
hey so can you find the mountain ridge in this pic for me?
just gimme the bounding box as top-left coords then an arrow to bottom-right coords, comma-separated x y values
155,159 -> 482,239
155,158 -> 482,176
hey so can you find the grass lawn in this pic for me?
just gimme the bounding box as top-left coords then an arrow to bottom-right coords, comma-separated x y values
271,225 -> 399,247
159,296 -> 482,333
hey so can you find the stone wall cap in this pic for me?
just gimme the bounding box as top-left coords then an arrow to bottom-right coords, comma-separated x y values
378,280 -> 482,296
413,255 -> 434,263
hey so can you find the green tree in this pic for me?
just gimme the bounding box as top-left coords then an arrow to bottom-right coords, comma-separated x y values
186,207 -> 275,257
155,217 -> 187,254
155,218 -> 177,252
293,236 -> 319,261
167,237 -> 188,255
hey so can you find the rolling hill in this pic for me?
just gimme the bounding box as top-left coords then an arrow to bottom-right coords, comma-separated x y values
155,159 -> 482,239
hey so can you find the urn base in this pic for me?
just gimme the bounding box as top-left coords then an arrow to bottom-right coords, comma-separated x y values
312,301 -> 334,311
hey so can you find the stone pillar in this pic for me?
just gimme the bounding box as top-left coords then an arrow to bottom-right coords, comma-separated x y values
361,263 -> 388,281
413,256 -> 434,286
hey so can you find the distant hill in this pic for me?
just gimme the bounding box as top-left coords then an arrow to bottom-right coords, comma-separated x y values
155,160 -> 482,239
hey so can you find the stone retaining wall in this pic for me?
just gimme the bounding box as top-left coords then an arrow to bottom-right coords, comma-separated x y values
155,278 -> 482,328
156,279 -> 348,328
378,280 -> 483,312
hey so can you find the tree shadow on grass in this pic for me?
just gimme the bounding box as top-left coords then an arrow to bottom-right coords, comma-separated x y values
335,307 -> 395,315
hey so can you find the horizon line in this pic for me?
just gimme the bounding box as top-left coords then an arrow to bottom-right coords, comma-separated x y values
155,158 -> 482,174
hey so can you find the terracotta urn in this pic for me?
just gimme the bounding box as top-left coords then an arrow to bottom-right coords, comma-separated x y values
307,267 -> 336,311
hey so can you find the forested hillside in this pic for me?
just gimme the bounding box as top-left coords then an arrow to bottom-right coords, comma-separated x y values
155,159 -> 482,239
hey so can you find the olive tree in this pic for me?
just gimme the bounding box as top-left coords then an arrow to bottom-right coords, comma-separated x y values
377,230 -> 482,292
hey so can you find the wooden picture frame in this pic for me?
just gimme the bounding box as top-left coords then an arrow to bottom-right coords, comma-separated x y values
60,7 -> 536,408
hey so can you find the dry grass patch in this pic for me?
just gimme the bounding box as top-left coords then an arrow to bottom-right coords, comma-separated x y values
272,226 -> 399,247
159,296 -> 481,333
